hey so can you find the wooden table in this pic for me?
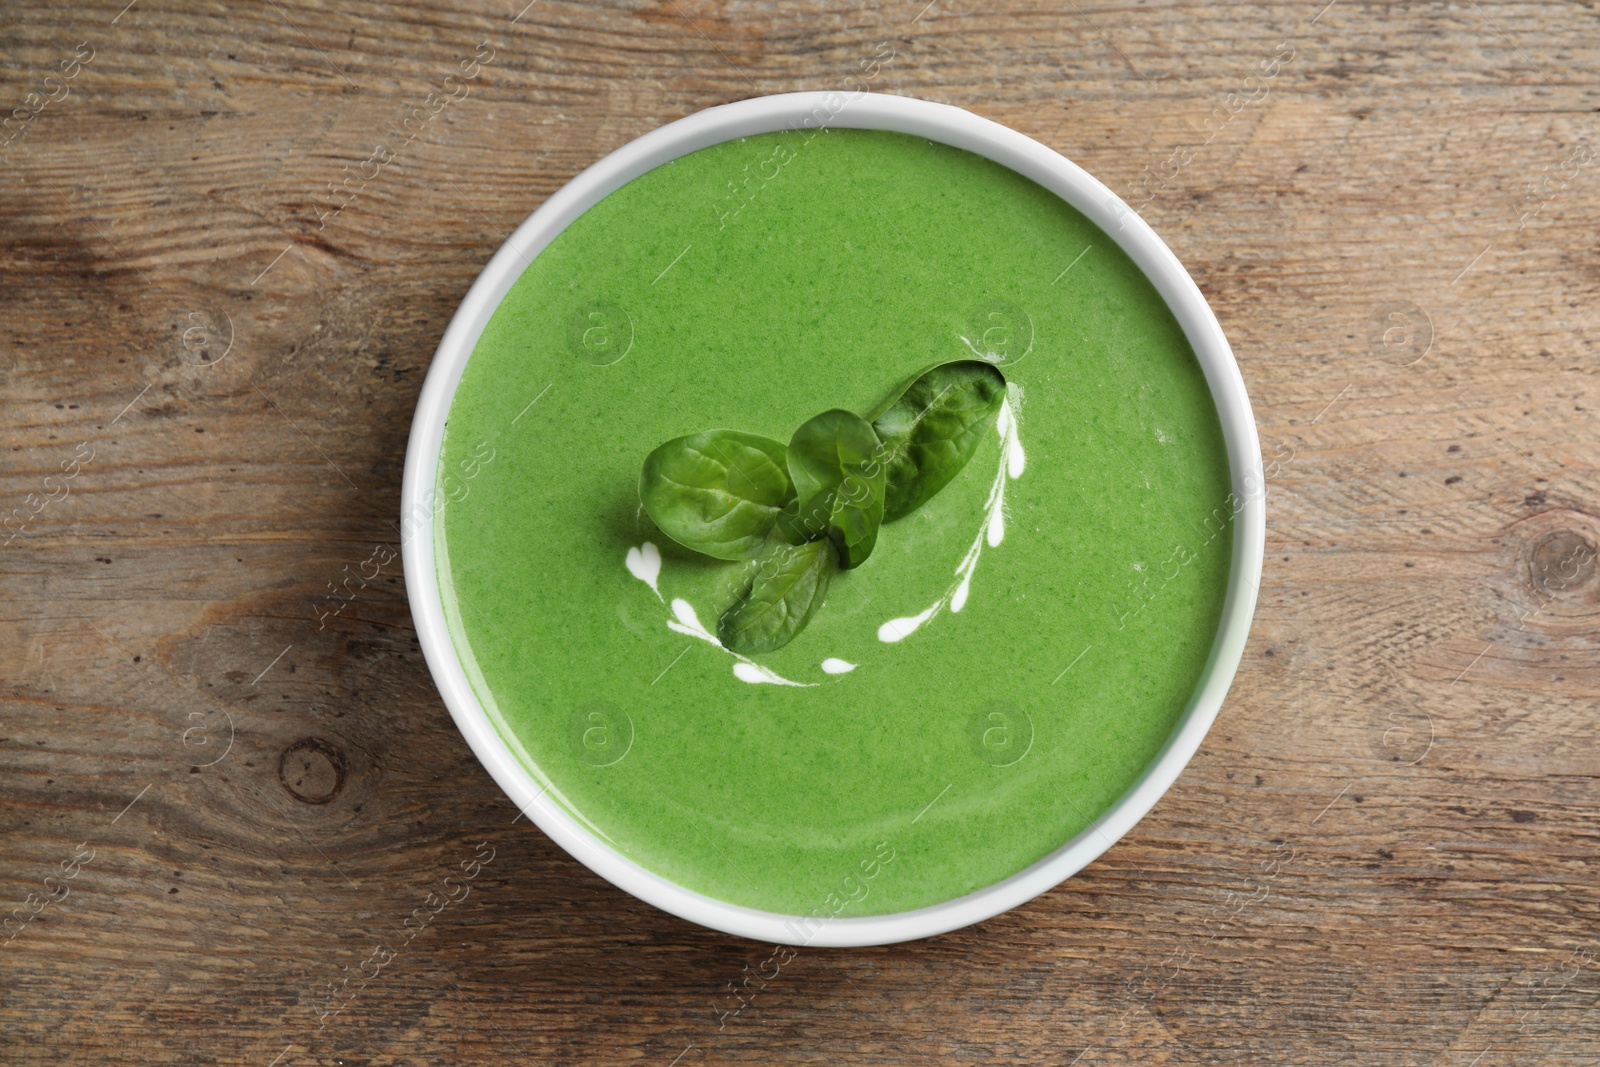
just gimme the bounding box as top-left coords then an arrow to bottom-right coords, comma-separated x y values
4,1 -> 1597,1063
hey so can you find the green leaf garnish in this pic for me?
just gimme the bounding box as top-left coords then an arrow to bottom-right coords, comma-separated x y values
871,360 -> 1007,522
638,430 -> 794,560
717,538 -> 837,654
785,409 -> 886,570
635,362 -> 1007,655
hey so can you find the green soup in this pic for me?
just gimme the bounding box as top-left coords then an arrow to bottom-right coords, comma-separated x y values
436,129 -> 1231,917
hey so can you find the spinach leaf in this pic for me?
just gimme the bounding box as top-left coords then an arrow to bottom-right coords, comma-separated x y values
773,497 -> 809,547
870,360 -> 1007,522
718,538 -> 836,654
639,430 -> 794,560
786,409 -> 886,570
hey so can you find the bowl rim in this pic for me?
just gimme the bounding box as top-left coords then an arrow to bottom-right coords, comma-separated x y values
401,89 -> 1265,947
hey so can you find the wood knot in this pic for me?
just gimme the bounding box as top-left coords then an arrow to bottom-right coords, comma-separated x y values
1528,529 -> 1596,596
278,737 -> 348,804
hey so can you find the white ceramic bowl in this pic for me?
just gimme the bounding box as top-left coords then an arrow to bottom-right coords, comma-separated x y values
402,91 -> 1265,946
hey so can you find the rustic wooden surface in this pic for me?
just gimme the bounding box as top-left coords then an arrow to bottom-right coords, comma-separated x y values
3,0 -> 1598,1063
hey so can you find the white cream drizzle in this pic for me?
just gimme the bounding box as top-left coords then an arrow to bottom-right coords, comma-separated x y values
625,541 -> 662,600
666,598 -> 816,687
878,387 -> 1025,644
820,658 -> 857,674
621,569 -> 819,686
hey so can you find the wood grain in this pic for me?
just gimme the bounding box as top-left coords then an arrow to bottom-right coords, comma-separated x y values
3,0 -> 1599,1063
